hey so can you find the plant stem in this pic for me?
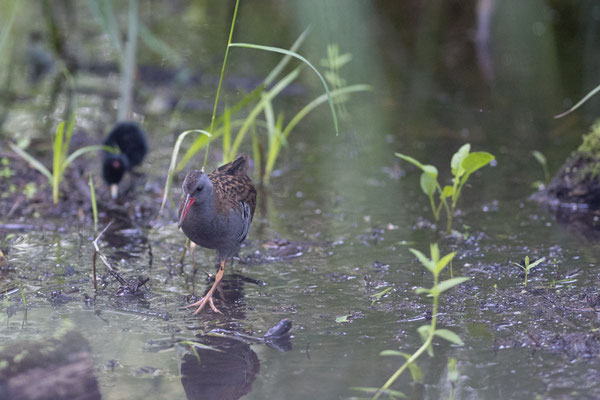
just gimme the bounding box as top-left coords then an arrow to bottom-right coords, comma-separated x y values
118,0 -> 138,120
374,277 -> 439,400
446,209 -> 453,235
429,195 -> 439,221
205,0 -> 239,170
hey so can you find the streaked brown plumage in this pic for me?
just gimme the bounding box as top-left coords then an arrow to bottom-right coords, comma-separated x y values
178,154 -> 257,314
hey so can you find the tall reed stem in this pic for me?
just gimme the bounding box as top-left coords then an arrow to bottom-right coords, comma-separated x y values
204,0 -> 240,170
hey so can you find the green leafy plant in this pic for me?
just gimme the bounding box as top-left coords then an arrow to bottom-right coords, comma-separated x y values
353,244 -> 469,400
512,256 -> 545,287
396,144 -> 495,234
10,117 -> 106,204
172,0 -> 370,186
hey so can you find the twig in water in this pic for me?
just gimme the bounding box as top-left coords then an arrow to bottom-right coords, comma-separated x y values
92,221 -> 127,286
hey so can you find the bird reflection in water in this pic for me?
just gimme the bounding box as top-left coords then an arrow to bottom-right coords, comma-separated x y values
180,274 -> 292,400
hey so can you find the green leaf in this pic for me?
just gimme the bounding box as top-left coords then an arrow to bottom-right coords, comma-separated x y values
335,314 -> 351,323
421,164 -> 438,179
405,358 -> 424,384
396,153 -> 438,179
370,287 -> 393,301
461,152 -> 494,175
63,145 -> 108,169
396,153 -> 425,169
531,150 -> 546,166
380,350 -> 404,357
420,171 -> 437,197
9,143 -> 52,182
451,144 -> 470,176
414,287 -> 431,295
436,277 -> 470,293
526,257 -> 545,271
417,324 -> 431,343
410,248 -> 434,273
442,185 -> 454,198
380,351 -> 424,383
434,252 -> 456,275
511,261 -> 527,272
434,329 -> 464,345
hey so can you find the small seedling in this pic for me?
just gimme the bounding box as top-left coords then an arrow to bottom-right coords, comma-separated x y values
353,244 -> 469,400
512,256 -> 545,287
396,144 -> 494,234
11,117 -> 107,204
370,287 -> 393,306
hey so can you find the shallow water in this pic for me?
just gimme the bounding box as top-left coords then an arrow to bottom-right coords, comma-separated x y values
2,1 -> 600,399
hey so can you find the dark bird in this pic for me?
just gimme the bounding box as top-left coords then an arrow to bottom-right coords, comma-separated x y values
102,121 -> 148,199
178,154 -> 257,315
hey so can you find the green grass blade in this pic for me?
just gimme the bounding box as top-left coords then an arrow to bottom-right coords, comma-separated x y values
264,27 -> 310,86
229,67 -> 301,157
264,113 -> 285,183
203,0 -> 240,170
63,145 -> 108,169
0,1 -> 19,56
177,85 -> 265,171
89,174 -> 98,232
229,42 -> 339,135
160,129 -> 211,212
53,121 -> 65,203
9,143 -> 52,182
554,82 -> 600,119
281,84 -> 371,139
251,125 -> 262,181
61,114 -> 76,172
